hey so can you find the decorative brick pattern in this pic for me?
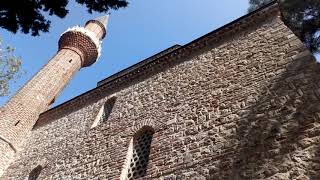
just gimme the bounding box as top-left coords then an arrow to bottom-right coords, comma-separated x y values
59,29 -> 101,67
3,2 -> 320,180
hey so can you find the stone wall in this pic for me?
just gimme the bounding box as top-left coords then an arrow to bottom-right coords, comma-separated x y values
3,7 -> 320,180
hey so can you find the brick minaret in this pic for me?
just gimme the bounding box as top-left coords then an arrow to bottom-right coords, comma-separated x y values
0,15 -> 109,175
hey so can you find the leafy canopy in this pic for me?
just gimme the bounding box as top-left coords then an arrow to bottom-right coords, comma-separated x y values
0,38 -> 22,96
0,0 -> 128,36
249,0 -> 320,53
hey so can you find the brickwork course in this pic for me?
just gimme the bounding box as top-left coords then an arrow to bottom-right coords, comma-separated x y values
2,1 -> 320,179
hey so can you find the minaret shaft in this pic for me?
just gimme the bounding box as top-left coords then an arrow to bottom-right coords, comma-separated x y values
3,49 -> 81,130
0,15 -> 108,176
0,49 -> 82,174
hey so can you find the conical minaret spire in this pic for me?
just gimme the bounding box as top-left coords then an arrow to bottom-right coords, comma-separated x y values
95,15 -> 109,27
0,16 -> 109,176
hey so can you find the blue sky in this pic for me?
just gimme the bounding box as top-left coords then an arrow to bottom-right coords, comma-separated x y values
0,0 -> 251,106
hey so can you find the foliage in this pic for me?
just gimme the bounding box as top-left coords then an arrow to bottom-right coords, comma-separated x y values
0,38 -> 22,96
0,0 -> 128,36
248,0 -> 273,12
249,0 -> 320,53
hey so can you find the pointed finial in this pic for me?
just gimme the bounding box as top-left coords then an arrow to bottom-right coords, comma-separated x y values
94,15 -> 109,28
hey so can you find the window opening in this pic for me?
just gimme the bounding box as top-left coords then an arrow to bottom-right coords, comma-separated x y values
14,121 -> 20,126
102,96 -> 117,122
91,96 -> 117,128
125,128 -> 154,179
28,165 -> 43,180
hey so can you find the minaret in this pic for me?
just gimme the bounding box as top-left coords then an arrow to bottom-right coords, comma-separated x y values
0,15 -> 109,175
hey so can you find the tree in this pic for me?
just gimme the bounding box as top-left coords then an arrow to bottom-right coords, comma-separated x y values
0,38 -> 22,96
249,0 -> 320,54
0,0 -> 129,36
0,1 -> 127,96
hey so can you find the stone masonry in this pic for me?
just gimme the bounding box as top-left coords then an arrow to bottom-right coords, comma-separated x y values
2,2 -> 320,179
0,16 -> 108,176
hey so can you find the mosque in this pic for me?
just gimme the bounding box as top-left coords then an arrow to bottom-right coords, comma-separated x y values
1,1 -> 320,179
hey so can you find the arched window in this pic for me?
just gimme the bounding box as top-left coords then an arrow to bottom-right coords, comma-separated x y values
91,96 -> 117,128
28,165 -> 43,180
123,127 -> 154,179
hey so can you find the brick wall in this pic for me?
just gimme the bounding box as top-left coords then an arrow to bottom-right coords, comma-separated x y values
3,5 -> 320,180
0,18 -> 105,176
0,49 -> 82,176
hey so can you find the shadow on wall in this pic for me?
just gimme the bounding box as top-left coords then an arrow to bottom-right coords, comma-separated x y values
214,52 -> 320,179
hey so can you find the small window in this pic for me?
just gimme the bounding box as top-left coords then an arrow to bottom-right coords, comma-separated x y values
91,96 -> 117,128
28,165 -> 43,180
124,128 -> 154,179
102,96 -> 117,122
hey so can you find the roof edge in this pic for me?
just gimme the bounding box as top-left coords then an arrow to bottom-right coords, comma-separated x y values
182,0 -> 279,49
97,44 -> 181,87
96,1 -> 279,87
34,1 -> 280,129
